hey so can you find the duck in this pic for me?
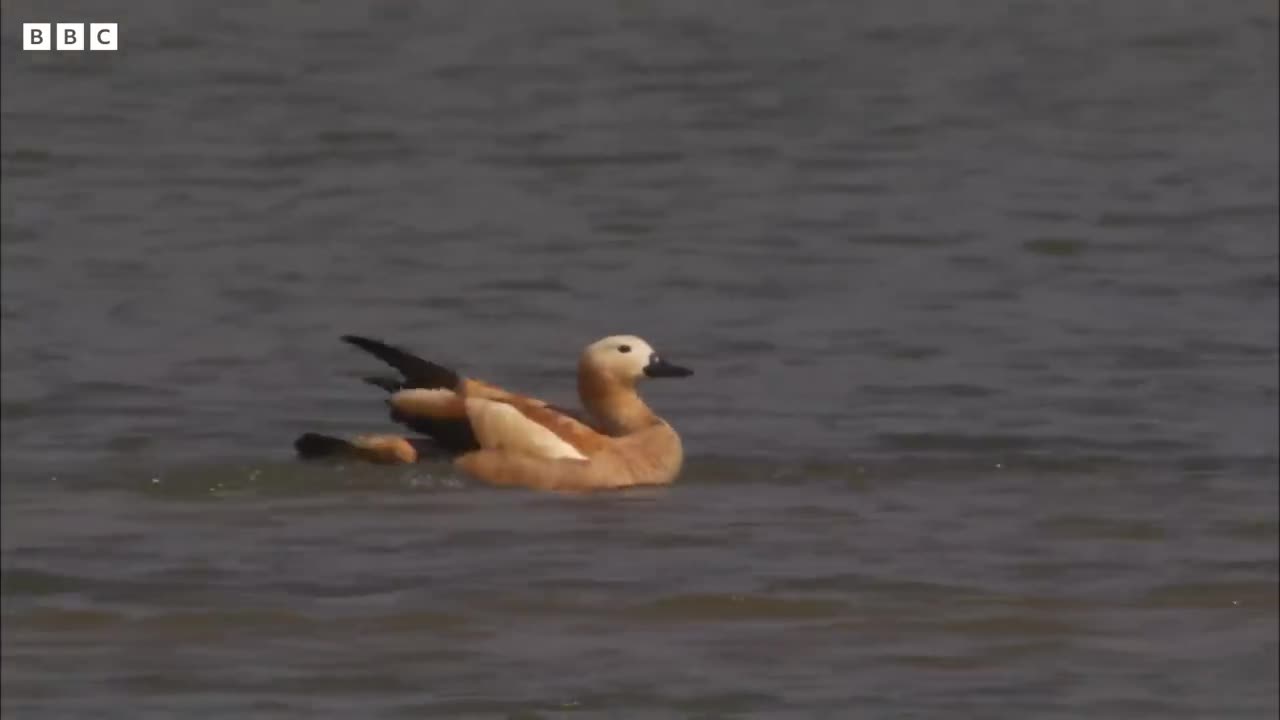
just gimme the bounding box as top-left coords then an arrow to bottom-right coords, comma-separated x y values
294,334 -> 693,491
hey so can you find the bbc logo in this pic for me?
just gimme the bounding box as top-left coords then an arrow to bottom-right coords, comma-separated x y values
23,23 -> 118,51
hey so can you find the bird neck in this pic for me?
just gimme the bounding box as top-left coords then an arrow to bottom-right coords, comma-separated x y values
578,371 -> 659,436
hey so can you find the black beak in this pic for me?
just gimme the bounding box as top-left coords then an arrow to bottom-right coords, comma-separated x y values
643,353 -> 693,378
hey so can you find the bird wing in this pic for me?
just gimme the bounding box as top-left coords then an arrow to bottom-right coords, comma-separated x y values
342,335 -> 606,456
389,389 -> 609,461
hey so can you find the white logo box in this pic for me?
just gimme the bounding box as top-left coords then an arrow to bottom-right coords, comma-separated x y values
23,23 -> 118,51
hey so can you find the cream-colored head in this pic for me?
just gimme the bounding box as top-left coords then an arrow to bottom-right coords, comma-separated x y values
579,335 -> 693,386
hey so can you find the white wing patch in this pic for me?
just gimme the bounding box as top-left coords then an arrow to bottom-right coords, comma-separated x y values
466,399 -> 589,461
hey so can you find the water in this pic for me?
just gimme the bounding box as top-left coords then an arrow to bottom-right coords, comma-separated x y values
2,1 -> 1277,717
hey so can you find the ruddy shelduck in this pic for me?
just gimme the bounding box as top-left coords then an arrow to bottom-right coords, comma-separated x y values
294,334 -> 693,491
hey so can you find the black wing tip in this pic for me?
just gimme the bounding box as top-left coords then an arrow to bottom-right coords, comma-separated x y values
341,334 -> 385,349
340,334 -> 461,391
363,375 -> 404,393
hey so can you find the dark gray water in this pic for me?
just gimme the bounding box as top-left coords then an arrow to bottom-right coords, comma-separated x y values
3,1 -> 1277,717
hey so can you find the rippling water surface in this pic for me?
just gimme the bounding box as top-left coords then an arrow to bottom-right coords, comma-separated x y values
3,1 -> 1277,717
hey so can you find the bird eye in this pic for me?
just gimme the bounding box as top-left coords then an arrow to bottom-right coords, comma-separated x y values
618,345 -> 632,353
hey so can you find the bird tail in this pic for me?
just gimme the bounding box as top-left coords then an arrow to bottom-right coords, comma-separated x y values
294,432 -> 359,459
294,432 -> 432,465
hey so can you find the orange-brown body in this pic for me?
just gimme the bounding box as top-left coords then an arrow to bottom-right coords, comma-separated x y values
296,334 -> 692,492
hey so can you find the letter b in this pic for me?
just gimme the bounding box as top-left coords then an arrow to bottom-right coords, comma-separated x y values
23,23 -> 51,51
57,23 -> 85,51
